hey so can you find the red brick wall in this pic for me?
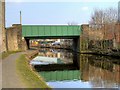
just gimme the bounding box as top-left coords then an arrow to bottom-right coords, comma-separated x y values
82,24 -> 120,43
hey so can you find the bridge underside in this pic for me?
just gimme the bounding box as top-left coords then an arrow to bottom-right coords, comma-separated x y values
24,36 -> 79,39
25,36 -> 80,52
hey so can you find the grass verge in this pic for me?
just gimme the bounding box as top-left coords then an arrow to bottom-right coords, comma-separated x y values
16,54 -> 51,89
1,51 -> 21,59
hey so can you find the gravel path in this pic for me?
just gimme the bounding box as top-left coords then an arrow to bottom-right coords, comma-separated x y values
2,52 -> 27,88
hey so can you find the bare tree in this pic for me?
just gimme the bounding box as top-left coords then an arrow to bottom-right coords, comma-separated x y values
89,9 -> 104,24
89,7 -> 118,49
89,8 -> 118,24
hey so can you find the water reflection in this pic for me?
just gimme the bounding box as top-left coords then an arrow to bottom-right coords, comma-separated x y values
38,48 -> 73,64
39,70 -> 80,81
80,55 -> 120,88
31,48 -> 120,88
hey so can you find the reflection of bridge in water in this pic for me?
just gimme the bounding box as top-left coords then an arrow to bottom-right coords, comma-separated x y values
35,61 -> 80,81
34,48 -> 120,88
39,70 -> 80,82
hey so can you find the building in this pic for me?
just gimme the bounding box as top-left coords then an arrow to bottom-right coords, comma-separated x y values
0,0 -> 6,52
81,24 -> 120,49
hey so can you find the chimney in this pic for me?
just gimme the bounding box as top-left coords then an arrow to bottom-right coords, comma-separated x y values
20,11 -> 22,24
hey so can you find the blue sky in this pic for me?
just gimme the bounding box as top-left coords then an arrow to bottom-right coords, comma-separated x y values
5,0 -> 119,27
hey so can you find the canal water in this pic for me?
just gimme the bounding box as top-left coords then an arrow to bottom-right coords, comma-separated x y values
30,48 -> 120,88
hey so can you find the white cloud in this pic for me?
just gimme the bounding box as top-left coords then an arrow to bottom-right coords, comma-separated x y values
81,6 -> 89,11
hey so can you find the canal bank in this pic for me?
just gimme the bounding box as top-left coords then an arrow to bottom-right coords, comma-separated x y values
80,50 -> 120,58
80,49 -> 120,58
16,50 -> 51,88
2,50 -> 51,88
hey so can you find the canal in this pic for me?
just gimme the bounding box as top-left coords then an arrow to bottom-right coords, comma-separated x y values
30,48 -> 120,88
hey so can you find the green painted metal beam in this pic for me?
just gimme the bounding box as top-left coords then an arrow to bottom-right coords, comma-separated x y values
22,25 -> 81,37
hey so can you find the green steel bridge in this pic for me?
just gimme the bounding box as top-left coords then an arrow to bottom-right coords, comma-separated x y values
22,25 -> 82,52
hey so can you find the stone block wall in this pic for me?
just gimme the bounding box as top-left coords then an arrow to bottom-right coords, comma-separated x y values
6,24 -> 27,51
0,1 -> 2,52
0,0 -> 6,52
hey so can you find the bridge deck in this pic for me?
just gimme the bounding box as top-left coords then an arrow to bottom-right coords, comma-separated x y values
22,25 -> 81,38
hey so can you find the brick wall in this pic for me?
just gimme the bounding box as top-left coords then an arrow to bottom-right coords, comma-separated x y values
81,24 -> 120,43
116,24 -> 120,43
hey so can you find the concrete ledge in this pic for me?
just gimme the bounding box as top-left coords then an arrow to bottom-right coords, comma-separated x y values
25,50 -> 39,59
80,50 -> 120,58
